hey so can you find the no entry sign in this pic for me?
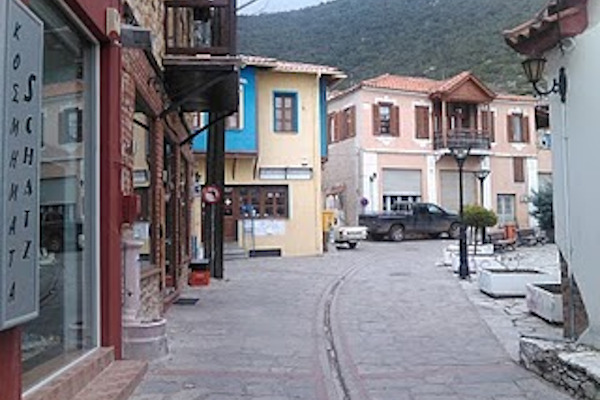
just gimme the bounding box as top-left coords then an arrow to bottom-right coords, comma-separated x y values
201,185 -> 222,204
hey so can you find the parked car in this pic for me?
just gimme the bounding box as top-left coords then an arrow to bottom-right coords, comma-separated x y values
359,202 -> 460,242
332,221 -> 368,249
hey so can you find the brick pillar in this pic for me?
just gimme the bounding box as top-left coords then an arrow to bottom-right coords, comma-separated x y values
0,328 -> 22,400
560,251 -> 589,339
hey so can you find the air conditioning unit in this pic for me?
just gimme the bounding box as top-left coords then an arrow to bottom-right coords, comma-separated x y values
537,131 -> 551,150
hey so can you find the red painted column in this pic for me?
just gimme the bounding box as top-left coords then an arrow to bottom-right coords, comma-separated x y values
0,328 -> 22,400
100,40 -> 123,359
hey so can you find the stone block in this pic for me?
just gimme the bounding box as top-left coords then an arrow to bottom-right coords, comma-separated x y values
526,283 -> 564,323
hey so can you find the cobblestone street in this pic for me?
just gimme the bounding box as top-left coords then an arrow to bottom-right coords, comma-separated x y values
130,240 -> 573,400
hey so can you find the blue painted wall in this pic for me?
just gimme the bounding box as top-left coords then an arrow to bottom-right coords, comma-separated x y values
320,78 -> 328,158
192,67 -> 258,153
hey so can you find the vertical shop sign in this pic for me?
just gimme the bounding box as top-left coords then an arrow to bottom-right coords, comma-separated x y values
0,0 -> 43,330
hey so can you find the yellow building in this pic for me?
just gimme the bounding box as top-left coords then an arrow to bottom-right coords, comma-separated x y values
192,56 -> 345,256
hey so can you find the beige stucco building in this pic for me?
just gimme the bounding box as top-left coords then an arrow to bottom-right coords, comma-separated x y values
324,72 -> 552,230
193,57 -> 345,257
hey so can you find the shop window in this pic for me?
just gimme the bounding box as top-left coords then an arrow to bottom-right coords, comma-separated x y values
23,0 -> 98,390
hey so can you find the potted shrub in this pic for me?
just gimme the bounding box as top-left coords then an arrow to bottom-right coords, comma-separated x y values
463,205 -> 498,253
530,183 -> 554,243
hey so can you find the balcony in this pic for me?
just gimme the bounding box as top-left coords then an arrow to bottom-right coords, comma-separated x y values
433,129 -> 491,151
163,0 -> 240,113
164,0 -> 236,56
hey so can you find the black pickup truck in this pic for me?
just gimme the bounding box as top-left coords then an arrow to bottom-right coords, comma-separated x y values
359,202 -> 460,242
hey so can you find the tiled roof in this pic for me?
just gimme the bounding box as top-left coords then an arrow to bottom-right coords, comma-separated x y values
331,71 -> 529,103
241,55 -> 346,79
361,71 -> 496,97
495,93 -> 537,102
503,0 -> 588,55
362,73 -> 440,93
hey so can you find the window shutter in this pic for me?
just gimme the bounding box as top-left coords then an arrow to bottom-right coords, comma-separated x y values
490,111 -> 495,142
415,106 -> 430,139
349,106 -> 356,137
522,116 -> 530,143
58,110 -> 66,144
513,157 -> 525,183
327,113 -> 334,144
390,105 -> 400,137
482,111 -> 495,142
372,104 -> 380,135
507,115 -> 514,142
334,112 -> 342,142
77,108 -> 83,142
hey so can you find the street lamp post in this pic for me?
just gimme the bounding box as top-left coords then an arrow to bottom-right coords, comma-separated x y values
450,145 -> 472,279
474,169 -> 491,244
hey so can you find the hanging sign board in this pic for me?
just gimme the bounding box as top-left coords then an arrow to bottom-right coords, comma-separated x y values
0,0 -> 43,331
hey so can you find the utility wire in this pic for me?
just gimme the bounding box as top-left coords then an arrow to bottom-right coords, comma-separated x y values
237,0 -> 263,12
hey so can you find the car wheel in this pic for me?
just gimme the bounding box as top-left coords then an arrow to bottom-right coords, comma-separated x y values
389,225 -> 405,242
348,242 -> 358,249
449,223 -> 460,239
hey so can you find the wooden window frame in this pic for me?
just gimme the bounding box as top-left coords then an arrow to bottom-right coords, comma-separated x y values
507,113 -> 530,143
236,185 -> 289,219
373,103 -> 399,136
274,92 -> 298,133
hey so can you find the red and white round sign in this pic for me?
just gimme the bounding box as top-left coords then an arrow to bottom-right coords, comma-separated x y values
201,185 -> 222,204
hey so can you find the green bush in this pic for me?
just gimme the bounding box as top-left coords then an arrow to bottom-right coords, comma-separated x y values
463,205 -> 498,245
530,183 -> 554,232
463,204 -> 498,229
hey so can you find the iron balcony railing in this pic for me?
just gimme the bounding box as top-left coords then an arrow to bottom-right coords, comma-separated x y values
164,0 -> 236,56
433,129 -> 491,151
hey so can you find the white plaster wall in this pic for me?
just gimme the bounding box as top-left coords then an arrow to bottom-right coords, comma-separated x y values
526,157 -> 539,227
361,151 -> 379,212
322,139 -> 360,224
426,155 -> 438,204
547,7 -> 600,347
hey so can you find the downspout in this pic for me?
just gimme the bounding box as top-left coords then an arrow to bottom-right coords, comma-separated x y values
316,72 -> 323,253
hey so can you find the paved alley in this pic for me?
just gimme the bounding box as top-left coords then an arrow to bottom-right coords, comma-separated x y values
130,240 -> 574,400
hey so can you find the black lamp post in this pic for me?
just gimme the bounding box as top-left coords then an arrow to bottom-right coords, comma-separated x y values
474,169 -> 491,243
522,57 -> 567,103
450,145 -> 472,279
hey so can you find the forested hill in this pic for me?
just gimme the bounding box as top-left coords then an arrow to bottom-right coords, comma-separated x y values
238,0 -> 547,93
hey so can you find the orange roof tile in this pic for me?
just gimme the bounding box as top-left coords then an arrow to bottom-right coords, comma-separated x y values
362,73 -> 440,93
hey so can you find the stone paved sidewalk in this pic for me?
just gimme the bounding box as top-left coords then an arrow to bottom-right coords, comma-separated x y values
129,240 -> 573,400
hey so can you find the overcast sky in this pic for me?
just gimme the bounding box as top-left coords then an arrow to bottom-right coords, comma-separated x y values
240,0 -> 332,14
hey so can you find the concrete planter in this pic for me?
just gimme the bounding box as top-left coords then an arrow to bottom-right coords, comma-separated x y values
478,268 -> 549,297
123,318 -> 168,360
450,252 -> 501,274
526,283 -> 563,324
443,243 -> 494,265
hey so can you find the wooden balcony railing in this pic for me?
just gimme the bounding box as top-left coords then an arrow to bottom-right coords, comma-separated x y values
433,129 -> 491,151
164,0 -> 236,56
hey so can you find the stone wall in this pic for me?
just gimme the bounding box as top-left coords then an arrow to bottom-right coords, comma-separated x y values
126,0 -> 165,62
139,273 -> 162,321
520,337 -> 600,399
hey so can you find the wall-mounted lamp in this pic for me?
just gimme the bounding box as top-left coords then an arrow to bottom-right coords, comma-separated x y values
369,172 -> 377,182
522,57 -> 567,103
